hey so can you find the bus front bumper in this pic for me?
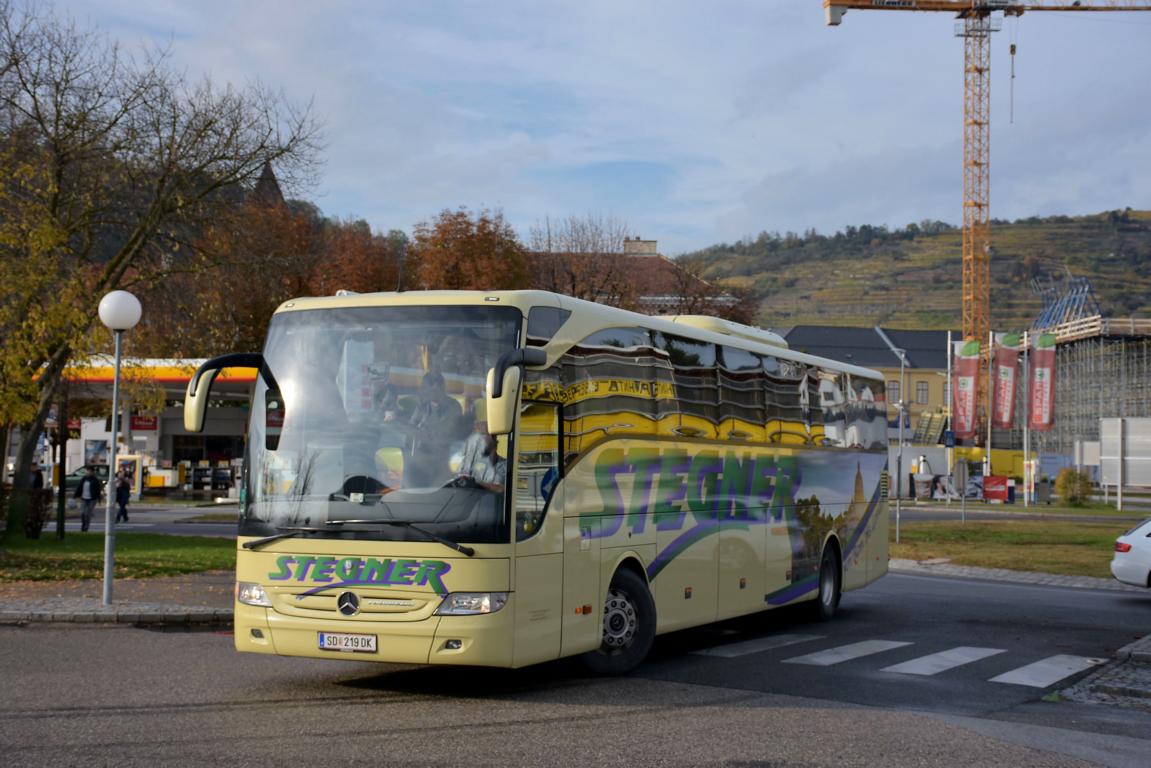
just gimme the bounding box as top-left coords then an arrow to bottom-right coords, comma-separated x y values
234,601 -> 516,667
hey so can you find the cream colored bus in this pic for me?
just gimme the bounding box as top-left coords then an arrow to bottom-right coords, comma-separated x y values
185,290 -> 890,673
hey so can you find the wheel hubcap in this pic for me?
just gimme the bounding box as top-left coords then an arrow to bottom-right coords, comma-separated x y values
821,558 -> 836,605
601,588 -> 638,649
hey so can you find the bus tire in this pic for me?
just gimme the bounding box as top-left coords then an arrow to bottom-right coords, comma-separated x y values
811,543 -> 841,621
580,568 -> 655,675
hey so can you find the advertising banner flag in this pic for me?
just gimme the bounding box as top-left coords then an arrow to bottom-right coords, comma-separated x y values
991,332 -> 1021,429
1029,332 -> 1057,432
951,339 -> 980,439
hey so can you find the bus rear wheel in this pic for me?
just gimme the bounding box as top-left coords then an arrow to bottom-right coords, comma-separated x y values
581,568 -> 655,675
811,544 -> 841,621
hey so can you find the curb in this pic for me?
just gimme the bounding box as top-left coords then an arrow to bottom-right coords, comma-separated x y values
887,558 -> 1148,593
1116,636 -> 1151,664
0,604 -> 231,627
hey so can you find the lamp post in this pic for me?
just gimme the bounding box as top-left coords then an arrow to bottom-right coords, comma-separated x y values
874,327 -> 909,544
98,290 -> 142,606
894,349 -> 907,544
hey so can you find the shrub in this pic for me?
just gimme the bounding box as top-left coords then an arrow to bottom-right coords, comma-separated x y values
1054,468 -> 1093,506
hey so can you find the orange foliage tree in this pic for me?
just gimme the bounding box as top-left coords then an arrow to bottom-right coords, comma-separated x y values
310,220 -> 404,296
411,208 -> 528,291
133,198 -> 321,357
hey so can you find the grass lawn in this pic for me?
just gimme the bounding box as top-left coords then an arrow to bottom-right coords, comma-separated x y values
0,533 -> 236,582
891,520 -> 1131,579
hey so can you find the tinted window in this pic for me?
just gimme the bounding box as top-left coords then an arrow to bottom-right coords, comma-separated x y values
526,306 -> 571,346
654,332 -> 718,438
559,327 -> 661,452
764,355 -> 805,443
719,345 -> 764,439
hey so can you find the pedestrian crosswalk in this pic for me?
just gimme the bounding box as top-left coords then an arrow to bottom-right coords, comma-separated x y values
784,639 -> 912,667
881,646 -> 1005,676
690,634 -> 1107,689
987,654 -> 1107,688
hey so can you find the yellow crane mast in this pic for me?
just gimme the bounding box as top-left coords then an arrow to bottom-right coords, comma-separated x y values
823,1 -> 1151,343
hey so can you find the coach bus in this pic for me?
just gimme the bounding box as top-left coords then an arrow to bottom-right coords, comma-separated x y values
185,290 -> 889,673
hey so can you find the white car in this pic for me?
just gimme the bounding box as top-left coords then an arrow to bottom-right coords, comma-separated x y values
1111,517 -> 1151,589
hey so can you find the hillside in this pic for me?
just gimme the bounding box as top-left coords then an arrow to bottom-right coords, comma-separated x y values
680,209 -> 1151,331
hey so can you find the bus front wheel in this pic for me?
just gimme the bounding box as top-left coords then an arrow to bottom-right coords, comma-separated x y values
811,544 -> 841,621
581,568 -> 655,675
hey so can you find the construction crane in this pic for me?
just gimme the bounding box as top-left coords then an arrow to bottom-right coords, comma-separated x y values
823,1 -> 1151,343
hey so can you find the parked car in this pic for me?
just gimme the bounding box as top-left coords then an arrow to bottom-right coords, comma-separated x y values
62,464 -> 110,496
1111,517 -> 1151,589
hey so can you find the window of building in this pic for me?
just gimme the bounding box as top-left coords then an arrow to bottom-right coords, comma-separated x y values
916,381 -> 929,405
888,380 -> 901,404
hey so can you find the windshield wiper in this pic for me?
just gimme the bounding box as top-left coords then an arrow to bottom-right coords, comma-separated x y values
326,519 -> 475,557
241,527 -> 324,551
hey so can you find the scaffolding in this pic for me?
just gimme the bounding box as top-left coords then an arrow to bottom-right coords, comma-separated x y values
1035,317 -> 1151,458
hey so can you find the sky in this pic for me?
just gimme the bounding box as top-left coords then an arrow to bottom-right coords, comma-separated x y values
49,0 -> 1151,255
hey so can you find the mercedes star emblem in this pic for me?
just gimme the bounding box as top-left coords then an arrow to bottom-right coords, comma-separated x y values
336,591 -> 360,616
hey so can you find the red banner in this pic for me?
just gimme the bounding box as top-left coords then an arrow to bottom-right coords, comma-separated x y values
991,333 -> 1020,429
1029,333 -> 1056,432
130,415 -> 158,431
951,340 -> 980,439
983,475 -> 1009,503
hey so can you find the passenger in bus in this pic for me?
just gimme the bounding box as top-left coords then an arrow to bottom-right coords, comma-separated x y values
405,371 -> 468,486
456,427 -> 507,493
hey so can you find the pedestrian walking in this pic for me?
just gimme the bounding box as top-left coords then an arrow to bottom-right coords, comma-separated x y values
74,466 -> 102,532
114,469 -> 131,523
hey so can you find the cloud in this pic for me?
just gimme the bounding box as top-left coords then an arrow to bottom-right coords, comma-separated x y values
49,0 -> 1151,254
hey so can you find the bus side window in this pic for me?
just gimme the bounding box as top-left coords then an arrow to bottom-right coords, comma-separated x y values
516,401 -> 560,541
719,345 -> 764,442
764,355 -> 804,444
653,332 -> 718,439
561,327 -> 658,451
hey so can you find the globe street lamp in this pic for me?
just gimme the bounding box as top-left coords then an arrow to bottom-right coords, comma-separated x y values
98,290 -> 142,605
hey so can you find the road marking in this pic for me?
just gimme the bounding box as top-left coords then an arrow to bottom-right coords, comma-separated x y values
692,634 -> 824,658
783,639 -> 912,666
881,646 -> 1006,676
989,655 -> 1107,688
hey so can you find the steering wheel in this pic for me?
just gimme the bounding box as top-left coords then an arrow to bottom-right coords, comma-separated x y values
448,475 -> 478,489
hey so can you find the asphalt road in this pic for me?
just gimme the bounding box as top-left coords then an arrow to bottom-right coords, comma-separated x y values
2,573 -> 1148,767
46,505 -> 237,538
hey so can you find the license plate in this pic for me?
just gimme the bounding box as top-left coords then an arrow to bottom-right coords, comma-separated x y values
318,632 -> 377,653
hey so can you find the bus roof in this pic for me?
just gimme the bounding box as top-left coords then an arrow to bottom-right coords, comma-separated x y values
272,289 -> 882,380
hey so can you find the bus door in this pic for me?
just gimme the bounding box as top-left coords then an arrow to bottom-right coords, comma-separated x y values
511,401 -> 564,667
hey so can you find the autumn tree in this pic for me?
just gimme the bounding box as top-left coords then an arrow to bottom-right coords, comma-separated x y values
528,214 -> 637,308
411,208 -> 528,291
132,196 -> 322,357
310,220 -> 405,296
0,1 -> 319,536
134,201 -> 408,358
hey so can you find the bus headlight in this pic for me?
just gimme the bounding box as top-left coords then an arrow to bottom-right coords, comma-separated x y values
434,592 -> 509,615
237,581 -> 273,607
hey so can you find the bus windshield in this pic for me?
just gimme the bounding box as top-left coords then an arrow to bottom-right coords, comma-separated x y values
242,305 -> 522,545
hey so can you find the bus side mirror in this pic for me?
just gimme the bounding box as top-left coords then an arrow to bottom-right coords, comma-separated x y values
265,389 -> 285,451
184,353 -> 277,433
485,348 -> 547,436
485,367 -> 521,436
185,368 -> 220,433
